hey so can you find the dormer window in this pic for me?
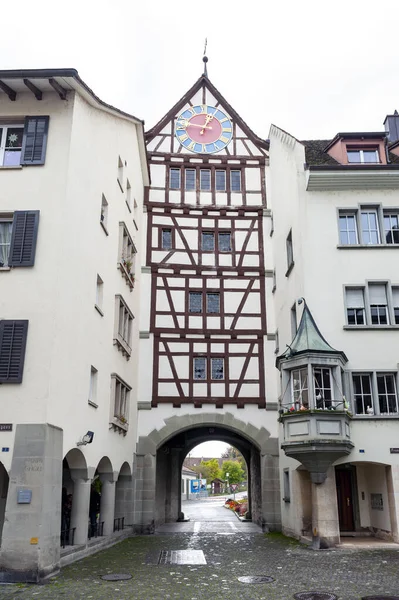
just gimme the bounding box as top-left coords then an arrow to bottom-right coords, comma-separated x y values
347,148 -> 379,164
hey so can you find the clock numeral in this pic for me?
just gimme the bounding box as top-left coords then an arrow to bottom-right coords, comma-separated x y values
200,144 -> 206,153
187,141 -> 196,151
212,143 -> 219,152
201,105 -> 207,114
220,136 -> 230,144
177,122 -> 187,130
220,117 -> 229,123
187,107 -> 196,116
179,133 -> 189,143
222,127 -> 232,133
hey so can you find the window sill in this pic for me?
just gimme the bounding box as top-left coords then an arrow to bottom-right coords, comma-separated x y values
285,261 -> 295,277
344,325 -> 399,330
113,335 -> 132,359
88,400 -> 98,408
100,221 -> 109,236
0,165 -> 23,170
94,304 -> 104,316
110,417 -> 128,435
118,260 -> 135,291
0,267 -> 11,271
352,414 -> 399,420
337,244 -> 399,250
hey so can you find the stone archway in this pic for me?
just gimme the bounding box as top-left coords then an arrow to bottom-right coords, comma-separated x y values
115,462 -> 133,530
0,462 -> 9,546
134,412 -> 280,533
63,448 -> 89,546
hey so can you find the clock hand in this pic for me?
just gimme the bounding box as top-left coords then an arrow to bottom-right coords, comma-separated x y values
200,114 -> 214,135
178,121 -> 212,130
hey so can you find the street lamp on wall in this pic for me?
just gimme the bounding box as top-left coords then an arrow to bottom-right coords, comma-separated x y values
76,431 -> 94,446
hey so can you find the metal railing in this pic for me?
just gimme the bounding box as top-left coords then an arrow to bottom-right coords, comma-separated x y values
113,517 -> 125,532
88,521 -> 104,539
60,527 -> 76,548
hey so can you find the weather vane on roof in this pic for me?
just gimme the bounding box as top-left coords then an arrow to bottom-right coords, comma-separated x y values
202,38 -> 208,77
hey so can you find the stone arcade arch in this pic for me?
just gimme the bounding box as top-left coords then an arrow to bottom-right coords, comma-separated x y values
134,412 -> 280,533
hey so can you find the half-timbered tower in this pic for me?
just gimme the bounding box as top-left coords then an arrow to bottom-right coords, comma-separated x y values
134,62 -> 280,532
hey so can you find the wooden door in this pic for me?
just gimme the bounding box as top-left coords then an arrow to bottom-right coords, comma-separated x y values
336,468 -> 355,531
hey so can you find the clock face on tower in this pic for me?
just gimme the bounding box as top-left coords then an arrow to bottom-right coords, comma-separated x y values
175,105 -> 233,154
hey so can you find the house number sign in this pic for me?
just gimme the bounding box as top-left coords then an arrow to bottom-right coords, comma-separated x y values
0,424 -> 12,431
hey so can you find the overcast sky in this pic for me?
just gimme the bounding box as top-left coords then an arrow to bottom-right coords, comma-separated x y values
2,1 -> 399,140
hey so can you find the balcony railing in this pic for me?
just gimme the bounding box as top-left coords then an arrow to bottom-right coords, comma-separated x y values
113,517 -> 125,532
60,527 -> 76,548
88,521 -> 104,540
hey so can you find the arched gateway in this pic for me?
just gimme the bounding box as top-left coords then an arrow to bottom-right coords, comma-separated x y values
135,64 -> 280,533
134,412 -> 280,532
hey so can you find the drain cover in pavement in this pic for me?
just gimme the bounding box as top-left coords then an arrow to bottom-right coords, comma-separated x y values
294,594 -> 337,600
101,574 -> 132,581
238,576 -> 274,584
158,550 -> 206,565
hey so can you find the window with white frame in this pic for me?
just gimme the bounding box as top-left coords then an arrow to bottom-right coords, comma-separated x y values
0,216 -> 13,267
352,373 -> 373,414
170,168 -> 181,189
347,148 -> 380,163
352,372 -> 398,415
185,169 -> 195,191
339,213 -> 358,245
392,287 -> 399,324
117,156 -> 124,191
345,288 -> 366,325
125,179 -> 132,212
200,169 -> 211,191
384,213 -> 399,244
100,194 -> 108,231
95,275 -> 104,312
112,374 -> 131,422
313,367 -> 332,409
286,230 -> 294,271
291,367 -> 309,408
0,125 -> 24,166
377,373 -> 399,414
119,222 -> 136,281
361,210 -> 380,245
116,295 -> 134,355
369,283 -> 389,325
338,206 -> 399,246
230,170 -> 241,192
88,366 -> 98,406
216,170 -> 226,191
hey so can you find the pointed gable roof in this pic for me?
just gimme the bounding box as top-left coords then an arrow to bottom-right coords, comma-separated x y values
145,74 -> 269,152
276,303 -> 347,368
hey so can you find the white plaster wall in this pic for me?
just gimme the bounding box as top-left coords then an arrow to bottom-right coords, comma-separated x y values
0,90 -> 146,475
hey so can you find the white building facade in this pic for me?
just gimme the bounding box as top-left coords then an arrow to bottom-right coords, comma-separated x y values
269,120 -> 399,547
0,69 -> 148,582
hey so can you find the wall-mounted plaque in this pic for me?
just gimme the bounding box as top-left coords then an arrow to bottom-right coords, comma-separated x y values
0,424 -> 12,432
370,493 -> 383,511
17,489 -> 32,504
390,448 -> 399,454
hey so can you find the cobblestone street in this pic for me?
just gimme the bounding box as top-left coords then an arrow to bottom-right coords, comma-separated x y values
1,499 -> 398,600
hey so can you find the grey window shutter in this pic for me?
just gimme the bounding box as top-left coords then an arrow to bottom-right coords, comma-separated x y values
9,211 -> 40,267
0,320 -> 29,383
20,116 -> 49,165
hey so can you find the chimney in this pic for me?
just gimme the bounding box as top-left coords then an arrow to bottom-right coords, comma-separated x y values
384,110 -> 399,143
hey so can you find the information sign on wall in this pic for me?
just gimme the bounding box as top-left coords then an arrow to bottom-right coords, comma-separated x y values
370,493 -> 383,511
